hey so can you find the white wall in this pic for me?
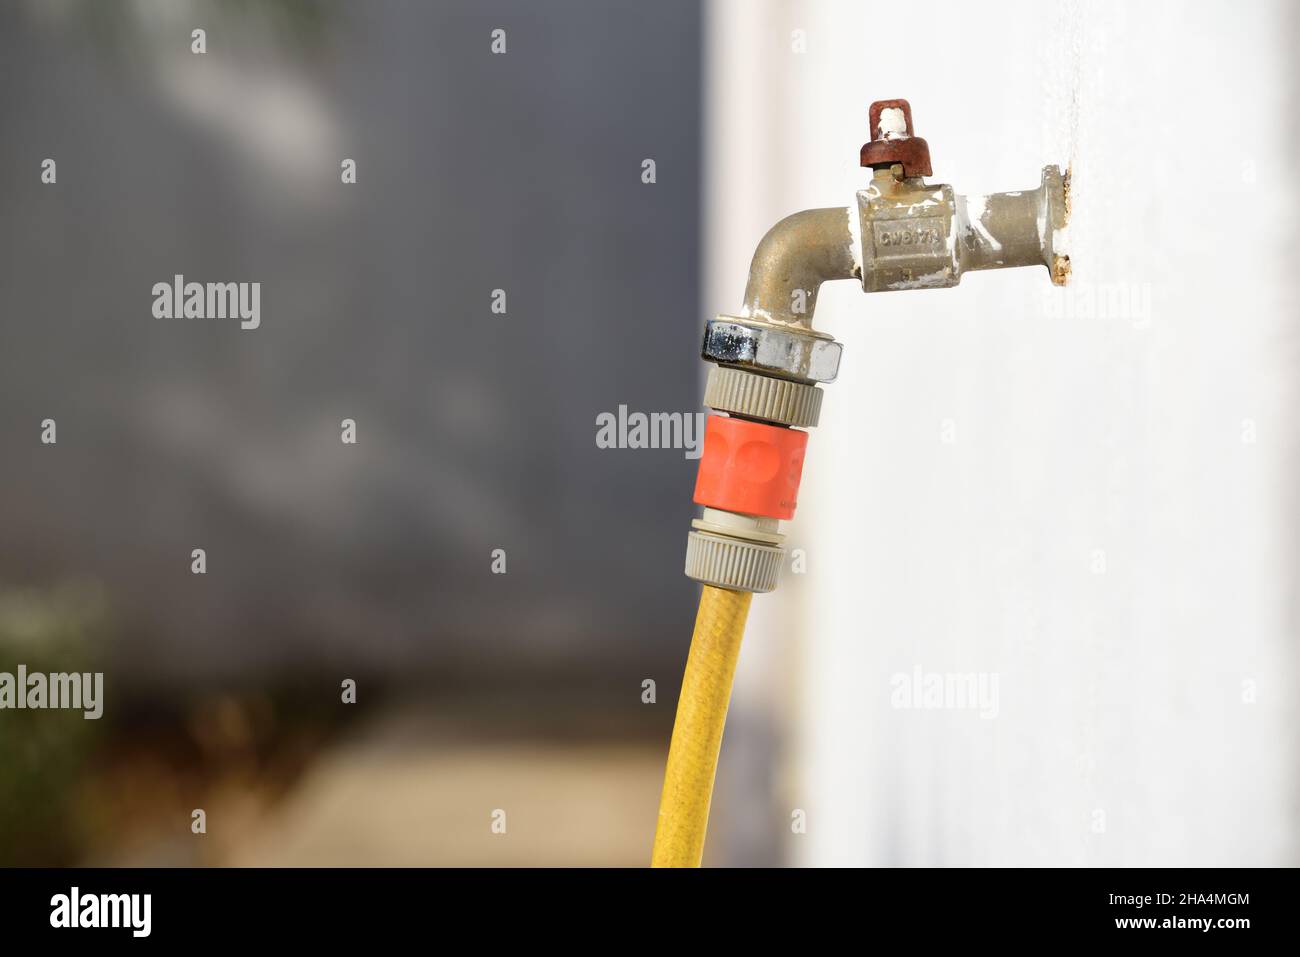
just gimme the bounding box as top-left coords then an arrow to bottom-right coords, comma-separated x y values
707,0 -> 1297,866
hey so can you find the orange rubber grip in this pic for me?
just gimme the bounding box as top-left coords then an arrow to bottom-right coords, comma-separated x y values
693,414 -> 808,520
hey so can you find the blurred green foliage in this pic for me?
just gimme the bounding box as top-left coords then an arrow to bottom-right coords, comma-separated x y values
0,582 -> 109,865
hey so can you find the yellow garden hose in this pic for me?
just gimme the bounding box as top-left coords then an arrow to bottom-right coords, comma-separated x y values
651,584 -> 752,867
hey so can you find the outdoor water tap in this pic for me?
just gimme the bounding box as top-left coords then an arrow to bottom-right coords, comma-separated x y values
858,99 -> 1070,293
684,99 -> 1071,594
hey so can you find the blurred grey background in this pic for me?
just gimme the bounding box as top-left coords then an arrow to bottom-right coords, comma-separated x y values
0,0 -> 702,685
0,0 -> 703,864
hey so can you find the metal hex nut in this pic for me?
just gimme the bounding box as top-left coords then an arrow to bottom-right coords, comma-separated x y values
701,317 -> 842,384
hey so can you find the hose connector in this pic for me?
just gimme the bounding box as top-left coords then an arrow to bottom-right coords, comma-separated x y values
684,408 -> 808,593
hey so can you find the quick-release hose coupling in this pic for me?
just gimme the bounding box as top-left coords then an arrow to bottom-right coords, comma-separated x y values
685,99 -> 1071,593
684,339 -> 823,593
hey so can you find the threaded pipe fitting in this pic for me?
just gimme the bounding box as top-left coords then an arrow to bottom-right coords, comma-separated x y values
704,365 -> 823,428
684,529 -> 784,594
